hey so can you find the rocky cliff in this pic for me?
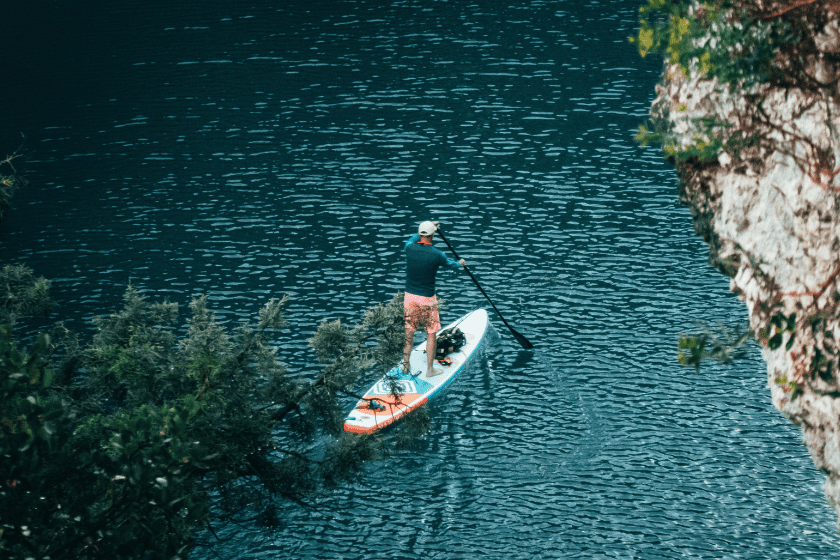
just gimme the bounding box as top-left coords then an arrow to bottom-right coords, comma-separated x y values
645,1 -> 840,528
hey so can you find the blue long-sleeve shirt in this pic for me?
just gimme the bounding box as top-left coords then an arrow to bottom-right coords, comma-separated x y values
404,233 -> 462,297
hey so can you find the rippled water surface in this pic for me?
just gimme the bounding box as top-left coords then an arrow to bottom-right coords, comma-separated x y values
3,0 -> 839,558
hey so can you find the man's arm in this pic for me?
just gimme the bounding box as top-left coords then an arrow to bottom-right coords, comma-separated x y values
447,258 -> 466,271
404,233 -> 420,250
437,250 -> 465,271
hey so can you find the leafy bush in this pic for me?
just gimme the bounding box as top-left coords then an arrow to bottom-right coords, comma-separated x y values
0,142 -> 27,222
1,273 -> 416,559
632,0 -> 791,88
631,0 -> 836,165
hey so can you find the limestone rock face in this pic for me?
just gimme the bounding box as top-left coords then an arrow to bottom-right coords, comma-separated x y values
651,62 -> 840,525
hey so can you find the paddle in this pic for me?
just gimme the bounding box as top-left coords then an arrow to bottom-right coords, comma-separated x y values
435,227 -> 534,350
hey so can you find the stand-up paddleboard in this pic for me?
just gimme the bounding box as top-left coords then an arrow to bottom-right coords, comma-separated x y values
344,308 -> 488,435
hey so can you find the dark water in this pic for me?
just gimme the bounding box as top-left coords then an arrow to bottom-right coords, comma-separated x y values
2,0 -> 839,558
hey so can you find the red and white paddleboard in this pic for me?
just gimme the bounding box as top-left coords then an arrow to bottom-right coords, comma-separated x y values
343,309 -> 489,435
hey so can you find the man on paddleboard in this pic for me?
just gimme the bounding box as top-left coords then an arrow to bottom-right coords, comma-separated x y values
403,220 -> 465,377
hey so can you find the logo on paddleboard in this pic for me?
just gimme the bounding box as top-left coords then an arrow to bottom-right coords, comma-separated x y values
372,379 -> 417,395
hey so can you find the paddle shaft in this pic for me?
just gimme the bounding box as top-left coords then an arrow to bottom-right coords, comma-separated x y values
435,228 -> 534,349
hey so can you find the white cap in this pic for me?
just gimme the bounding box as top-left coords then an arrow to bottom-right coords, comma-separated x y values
418,221 -> 437,236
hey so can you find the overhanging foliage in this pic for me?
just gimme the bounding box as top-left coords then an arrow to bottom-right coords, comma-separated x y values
1,271 -> 421,559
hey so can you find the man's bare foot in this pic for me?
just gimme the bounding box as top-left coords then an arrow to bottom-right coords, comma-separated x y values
427,368 -> 444,377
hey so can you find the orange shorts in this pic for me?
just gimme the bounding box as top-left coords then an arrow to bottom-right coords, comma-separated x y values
404,292 -> 441,334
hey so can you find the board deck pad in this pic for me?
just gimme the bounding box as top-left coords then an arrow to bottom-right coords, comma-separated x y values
343,308 -> 488,434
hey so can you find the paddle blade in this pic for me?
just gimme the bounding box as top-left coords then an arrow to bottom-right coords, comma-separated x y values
512,328 -> 534,349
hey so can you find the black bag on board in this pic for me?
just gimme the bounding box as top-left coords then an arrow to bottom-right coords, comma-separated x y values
434,327 -> 466,361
